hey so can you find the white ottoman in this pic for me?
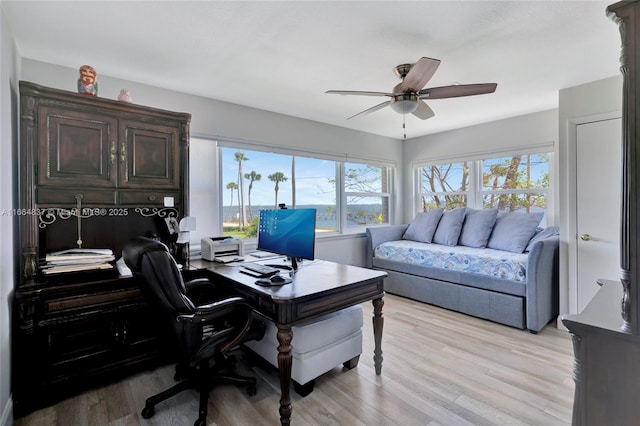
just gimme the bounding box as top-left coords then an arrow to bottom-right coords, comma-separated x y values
244,304 -> 363,396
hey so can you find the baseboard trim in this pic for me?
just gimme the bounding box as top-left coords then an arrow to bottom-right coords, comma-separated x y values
0,395 -> 12,426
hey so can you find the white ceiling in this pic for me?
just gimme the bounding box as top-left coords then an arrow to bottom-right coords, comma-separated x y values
2,0 -> 623,139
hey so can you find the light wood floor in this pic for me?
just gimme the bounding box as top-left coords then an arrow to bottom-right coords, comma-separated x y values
13,294 -> 575,425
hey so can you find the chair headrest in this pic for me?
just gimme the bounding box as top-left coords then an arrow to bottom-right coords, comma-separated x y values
122,237 -> 170,272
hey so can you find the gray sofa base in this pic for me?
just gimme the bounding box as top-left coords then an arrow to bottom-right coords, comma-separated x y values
366,224 -> 559,333
379,268 -> 526,329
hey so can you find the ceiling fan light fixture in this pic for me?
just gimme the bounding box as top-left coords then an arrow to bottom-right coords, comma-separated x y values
390,94 -> 418,114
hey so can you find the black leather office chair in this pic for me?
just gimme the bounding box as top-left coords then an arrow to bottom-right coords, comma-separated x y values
123,237 -> 264,426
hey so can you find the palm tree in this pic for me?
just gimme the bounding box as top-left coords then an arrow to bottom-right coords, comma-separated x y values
268,172 -> 287,207
226,182 -> 237,223
234,152 -> 248,230
244,170 -> 261,221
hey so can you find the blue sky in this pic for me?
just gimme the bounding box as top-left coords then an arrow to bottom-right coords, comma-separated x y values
221,148 -> 336,207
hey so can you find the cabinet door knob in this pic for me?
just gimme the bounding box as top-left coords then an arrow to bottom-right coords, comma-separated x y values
580,233 -> 591,241
148,195 -> 156,201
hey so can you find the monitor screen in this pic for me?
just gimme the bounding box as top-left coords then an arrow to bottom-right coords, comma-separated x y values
257,208 -> 316,261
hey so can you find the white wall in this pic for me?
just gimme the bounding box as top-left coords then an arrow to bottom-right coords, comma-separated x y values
402,109 -> 559,224
20,59 -> 401,162
558,75 -> 623,320
20,59 -> 403,266
0,4 -> 19,425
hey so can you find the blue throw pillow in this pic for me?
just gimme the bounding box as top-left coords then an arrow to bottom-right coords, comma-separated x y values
432,207 -> 466,246
525,226 -> 559,252
487,211 -> 544,253
458,208 -> 498,248
403,208 -> 444,243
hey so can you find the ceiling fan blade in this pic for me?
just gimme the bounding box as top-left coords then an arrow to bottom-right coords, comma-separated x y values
398,57 -> 441,92
347,100 -> 391,120
326,90 -> 393,97
412,100 -> 435,120
419,83 -> 497,99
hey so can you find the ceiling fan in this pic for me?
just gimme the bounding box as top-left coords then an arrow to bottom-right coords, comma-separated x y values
326,57 -> 497,124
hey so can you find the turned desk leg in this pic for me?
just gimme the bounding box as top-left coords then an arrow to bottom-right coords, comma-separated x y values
372,296 -> 384,375
276,324 -> 293,425
568,331 -> 584,426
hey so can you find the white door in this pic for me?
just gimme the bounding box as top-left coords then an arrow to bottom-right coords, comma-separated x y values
576,118 -> 622,312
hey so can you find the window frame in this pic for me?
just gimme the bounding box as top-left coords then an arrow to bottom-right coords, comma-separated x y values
343,162 -> 393,231
216,139 -> 395,238
415,160 -> 473,211
415,148 -> 552,216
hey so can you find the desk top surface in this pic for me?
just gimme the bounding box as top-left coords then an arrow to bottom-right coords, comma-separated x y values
562,279 -> 629,336
191,258 -> 387,301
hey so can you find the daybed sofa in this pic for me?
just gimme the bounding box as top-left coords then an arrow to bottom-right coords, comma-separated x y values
365,207 -> 559,332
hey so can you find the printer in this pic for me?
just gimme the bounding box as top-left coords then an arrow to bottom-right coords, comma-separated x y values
201,237 -> 244,261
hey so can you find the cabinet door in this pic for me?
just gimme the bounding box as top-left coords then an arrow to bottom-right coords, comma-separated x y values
119,119 -> 180,189
38,106 -> 117,188
45,316 -> 120,371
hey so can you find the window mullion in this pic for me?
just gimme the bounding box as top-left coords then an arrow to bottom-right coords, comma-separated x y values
463,161 -> 476,209
337,162 -> 345,233
416,167 -> 423,212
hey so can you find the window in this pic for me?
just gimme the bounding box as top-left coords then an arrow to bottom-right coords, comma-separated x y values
220,147 -> 392,238
418,152 -> 550,217
344,163 -> 391,228
419,161 -> 469,211
481,154 -> 549,213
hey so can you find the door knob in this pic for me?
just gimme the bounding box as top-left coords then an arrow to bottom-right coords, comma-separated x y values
580,233 -> 591,241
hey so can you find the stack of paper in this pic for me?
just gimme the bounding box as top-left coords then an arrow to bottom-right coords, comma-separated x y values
42,248 -> 115,275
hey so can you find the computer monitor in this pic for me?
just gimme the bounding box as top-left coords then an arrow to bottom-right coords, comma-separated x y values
257,208 -> 316,271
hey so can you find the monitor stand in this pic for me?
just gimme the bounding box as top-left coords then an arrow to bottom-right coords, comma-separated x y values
266,257 -> 298,271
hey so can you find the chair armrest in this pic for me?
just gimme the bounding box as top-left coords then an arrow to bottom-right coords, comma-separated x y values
184,277 -> 215,292
184,277 -> 231,305
176,296 -> 252,324
178,296 -> 257,356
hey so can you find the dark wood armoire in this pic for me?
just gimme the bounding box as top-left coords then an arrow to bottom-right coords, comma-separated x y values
12,81 -> 191,417
561,1 -> 640,424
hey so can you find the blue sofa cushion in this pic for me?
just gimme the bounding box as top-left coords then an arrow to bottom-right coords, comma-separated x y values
487,211 -> 544,253
525,226 -> 559,252
459,208 -> 498,248
375,240 -> 528,283
433,207 -> 466,246
403,208 -> 444,243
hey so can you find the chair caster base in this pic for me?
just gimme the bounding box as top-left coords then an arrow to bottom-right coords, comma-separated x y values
141,405 -> 155,419
247,384 -> 257,396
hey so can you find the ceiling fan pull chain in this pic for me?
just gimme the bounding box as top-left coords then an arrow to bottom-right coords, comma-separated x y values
403,114 -> 407,139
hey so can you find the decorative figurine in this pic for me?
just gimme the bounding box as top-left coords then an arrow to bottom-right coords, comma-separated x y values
117,88 -> 133,103
77,65 -> 98,96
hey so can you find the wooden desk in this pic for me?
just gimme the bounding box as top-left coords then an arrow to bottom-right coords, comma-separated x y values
191,259 -> 387,425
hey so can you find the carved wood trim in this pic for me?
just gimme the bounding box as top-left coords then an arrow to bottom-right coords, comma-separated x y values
568,332 -> 585,425
607,0 -> 640,335
20,94 -> 38,280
